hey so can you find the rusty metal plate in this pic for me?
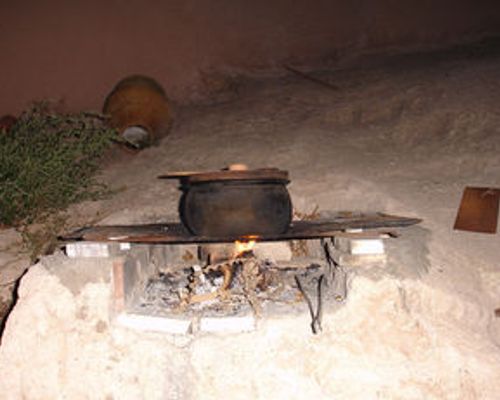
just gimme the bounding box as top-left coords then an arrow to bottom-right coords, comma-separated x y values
454,187 -> 500,233
61,213 -> 421,244
158,168 -> 289,183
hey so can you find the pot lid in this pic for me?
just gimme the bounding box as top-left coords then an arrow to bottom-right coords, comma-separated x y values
158,167 -> 289,183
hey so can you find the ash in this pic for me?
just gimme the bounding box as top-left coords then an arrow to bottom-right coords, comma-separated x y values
137,252 -> 329,319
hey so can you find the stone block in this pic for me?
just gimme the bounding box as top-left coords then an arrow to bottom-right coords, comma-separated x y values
254,241 -> 292,262
150,244 -> 199,271
198,243 -> 234,263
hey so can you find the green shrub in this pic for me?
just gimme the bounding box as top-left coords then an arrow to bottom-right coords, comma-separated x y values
0,103 -> 119,226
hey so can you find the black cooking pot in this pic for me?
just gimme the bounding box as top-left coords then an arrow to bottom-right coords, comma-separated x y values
159,168 -> 292,237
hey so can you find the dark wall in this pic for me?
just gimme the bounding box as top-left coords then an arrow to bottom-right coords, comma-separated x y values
1,0 -> 499,113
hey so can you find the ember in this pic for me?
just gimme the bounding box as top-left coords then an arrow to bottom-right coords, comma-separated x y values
234,238 -> 257,257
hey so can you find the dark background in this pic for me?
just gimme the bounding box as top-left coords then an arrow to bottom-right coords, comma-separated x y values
1,0 -> 500,113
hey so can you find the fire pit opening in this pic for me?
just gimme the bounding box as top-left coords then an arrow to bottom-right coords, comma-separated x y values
107,237 -> 349,335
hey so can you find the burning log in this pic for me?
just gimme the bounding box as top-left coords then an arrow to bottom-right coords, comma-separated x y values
185,238 -> 283,316
187,263 -> 233,304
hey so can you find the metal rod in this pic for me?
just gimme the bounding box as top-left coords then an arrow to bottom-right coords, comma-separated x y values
295,274 -> 324,334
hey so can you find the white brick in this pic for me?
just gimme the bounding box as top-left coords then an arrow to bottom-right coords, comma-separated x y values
350,239 -> 385,255
119,242 -> 132,250
65,242 -> 111,258
335,237 -> 385,255
199,315 -> 256,333
332,249 -> 386,267
115,312 -> 192,335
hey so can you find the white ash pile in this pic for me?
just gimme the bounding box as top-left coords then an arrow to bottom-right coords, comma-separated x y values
134,240 -> 346,327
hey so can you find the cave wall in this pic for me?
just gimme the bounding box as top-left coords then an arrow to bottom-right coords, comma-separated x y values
1,0 -> 499,113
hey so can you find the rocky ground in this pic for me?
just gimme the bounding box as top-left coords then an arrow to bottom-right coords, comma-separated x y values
1,40 -> 500,399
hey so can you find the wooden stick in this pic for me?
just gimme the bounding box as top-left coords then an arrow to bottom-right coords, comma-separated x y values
284,65 -> 339,91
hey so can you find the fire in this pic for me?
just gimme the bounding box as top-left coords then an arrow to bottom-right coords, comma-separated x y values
234,238 -> 257,257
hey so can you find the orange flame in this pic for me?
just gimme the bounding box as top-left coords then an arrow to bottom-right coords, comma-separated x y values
234,238 -> 257,257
